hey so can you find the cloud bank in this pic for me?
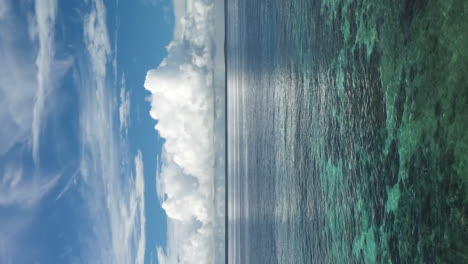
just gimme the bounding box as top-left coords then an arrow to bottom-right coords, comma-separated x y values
144,0 -> 225,263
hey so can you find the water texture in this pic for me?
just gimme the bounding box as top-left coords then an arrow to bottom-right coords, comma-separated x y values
227,0 -> 468,263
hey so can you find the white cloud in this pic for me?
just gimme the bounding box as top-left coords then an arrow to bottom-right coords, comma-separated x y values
78,103 -> 147,264
0,1 -> 146,263
119,74 -> 131,135
0,2 -> 69,261
0,0 -> 70,159
144,0 -> 225,262
78,1 -> 146,264
83,0 -> 110,83
172,0 -> 187,38
0,165 -> 60,208
0,33 -> 36,156
134,151 -> 147,264
31,0 -> 73,164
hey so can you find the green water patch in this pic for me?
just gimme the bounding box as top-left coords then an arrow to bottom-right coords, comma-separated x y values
281,0 -> 468,262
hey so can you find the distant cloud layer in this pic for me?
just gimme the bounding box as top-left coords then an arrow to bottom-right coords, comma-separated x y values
144,0 -> 225,263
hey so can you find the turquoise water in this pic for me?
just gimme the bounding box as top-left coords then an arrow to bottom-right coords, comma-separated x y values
227,0 -> 468,263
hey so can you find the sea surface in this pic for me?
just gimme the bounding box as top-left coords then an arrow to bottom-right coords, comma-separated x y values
226,0 -> 468,263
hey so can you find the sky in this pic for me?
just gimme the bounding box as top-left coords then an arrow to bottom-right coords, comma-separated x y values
0,0 -> 225,263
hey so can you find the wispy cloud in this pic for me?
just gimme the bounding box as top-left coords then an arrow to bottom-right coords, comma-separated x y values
0,31 -> 35,156
0,165 -> 60,208
32,0 -> 58,164
0,161 -> 62,263
144,0 -> 225,262
30,0 -> 72,165
0,0 -> 10,20
0,0 -> 70,158
78,1 -> 146,263
134,151 -> 147,264
119,74 -> 131,135
0,1 -> 147,263
0,2 -> 69,261
83,0 -> 110,83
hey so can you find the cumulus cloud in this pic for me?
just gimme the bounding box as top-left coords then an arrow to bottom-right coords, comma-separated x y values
144,0 -> 225,263
78,1 -> 146,263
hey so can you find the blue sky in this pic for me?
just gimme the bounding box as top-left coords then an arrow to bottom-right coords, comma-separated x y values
112,0 -> 172,261
0,0 -> 171,263
0,0 -> 225,263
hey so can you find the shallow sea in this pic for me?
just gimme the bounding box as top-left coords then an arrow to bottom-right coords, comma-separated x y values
226,0 -> 468,263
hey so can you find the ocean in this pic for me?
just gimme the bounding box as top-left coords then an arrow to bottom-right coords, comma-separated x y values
226,0 -> 468,263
